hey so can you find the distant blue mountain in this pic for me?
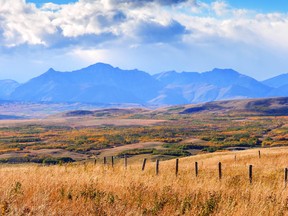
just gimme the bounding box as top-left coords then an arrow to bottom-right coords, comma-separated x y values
2,63 -> 288,105
262,73 -> 288,88
0,79 -> 20,99
153,68 -> 271,103
262,73 -> 288,98
10,63 -> 162,104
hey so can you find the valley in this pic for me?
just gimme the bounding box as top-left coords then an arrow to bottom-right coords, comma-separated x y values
0,97 -> 288,164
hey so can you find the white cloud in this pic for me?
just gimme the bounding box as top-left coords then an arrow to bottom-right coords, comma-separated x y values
1,0 -> 287,51
211,1 -> 229,16
1,0 -> 288,81
0,0 -> 57,47
41,3 -> 63,11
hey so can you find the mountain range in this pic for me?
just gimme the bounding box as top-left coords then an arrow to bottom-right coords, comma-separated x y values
1,63 -> 287,105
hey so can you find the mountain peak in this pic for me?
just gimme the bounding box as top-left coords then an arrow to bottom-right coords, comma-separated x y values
4,63 -> 287,105
86,62 -> 114,70
46,68 -> 56,73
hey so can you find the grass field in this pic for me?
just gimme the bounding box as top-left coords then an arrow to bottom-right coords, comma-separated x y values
2,100 -> 288,215
1,147 -> 288,215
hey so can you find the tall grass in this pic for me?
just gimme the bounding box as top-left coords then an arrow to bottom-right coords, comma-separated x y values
1,147 -> 288,215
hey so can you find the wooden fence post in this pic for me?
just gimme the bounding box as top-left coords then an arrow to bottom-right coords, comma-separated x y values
103,157 -> 107,165
94,158 -> 97,165
142,158 -> 147,171
258,150 -> 261,159
124,155 -> 128,169
111,156 -> 114,168
234,155 -> 236,162
156,160 -> 159,175
285,168 -> 288,188
218,162 -> 222,180
249,165 -> 253,184
195,162 -> 198,177
176,159 -> 179,177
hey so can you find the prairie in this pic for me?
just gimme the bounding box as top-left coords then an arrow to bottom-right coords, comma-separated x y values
1,99 -> 288,163
1,147 -> 288,215
1,98 -> 288,215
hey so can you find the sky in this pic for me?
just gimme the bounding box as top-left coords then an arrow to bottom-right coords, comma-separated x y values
0,0 -> 288,82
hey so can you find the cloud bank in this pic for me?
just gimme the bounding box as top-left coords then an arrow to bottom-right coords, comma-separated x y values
0,0 -> 288,81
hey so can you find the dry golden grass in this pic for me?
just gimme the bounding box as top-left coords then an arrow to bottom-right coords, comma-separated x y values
98,142 -> 164,157
2,147 -> 288,215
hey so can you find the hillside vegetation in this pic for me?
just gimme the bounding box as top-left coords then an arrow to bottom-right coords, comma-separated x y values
1,147 -> 288,215
1,98 -> 288,163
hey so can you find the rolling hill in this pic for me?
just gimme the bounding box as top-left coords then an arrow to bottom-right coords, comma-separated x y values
177,97 -> 288,116
57,97 -> 288,118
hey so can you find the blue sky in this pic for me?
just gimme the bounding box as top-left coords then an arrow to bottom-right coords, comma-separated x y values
28,0 -> 288,12
1,0 -> 288,82
27,0 -> 77,6
203,0 -> 288,13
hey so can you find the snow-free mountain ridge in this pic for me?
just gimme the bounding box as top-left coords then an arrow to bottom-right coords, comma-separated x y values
0,79 -> 20,99
0,63 -> 287,105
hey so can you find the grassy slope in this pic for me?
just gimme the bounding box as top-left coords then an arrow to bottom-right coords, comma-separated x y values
1,147 -> 288,215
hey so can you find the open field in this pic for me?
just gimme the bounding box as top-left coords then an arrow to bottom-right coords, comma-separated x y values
1,98 -> 288,214
1,98 -> 288,163
2,147 -> 288,215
